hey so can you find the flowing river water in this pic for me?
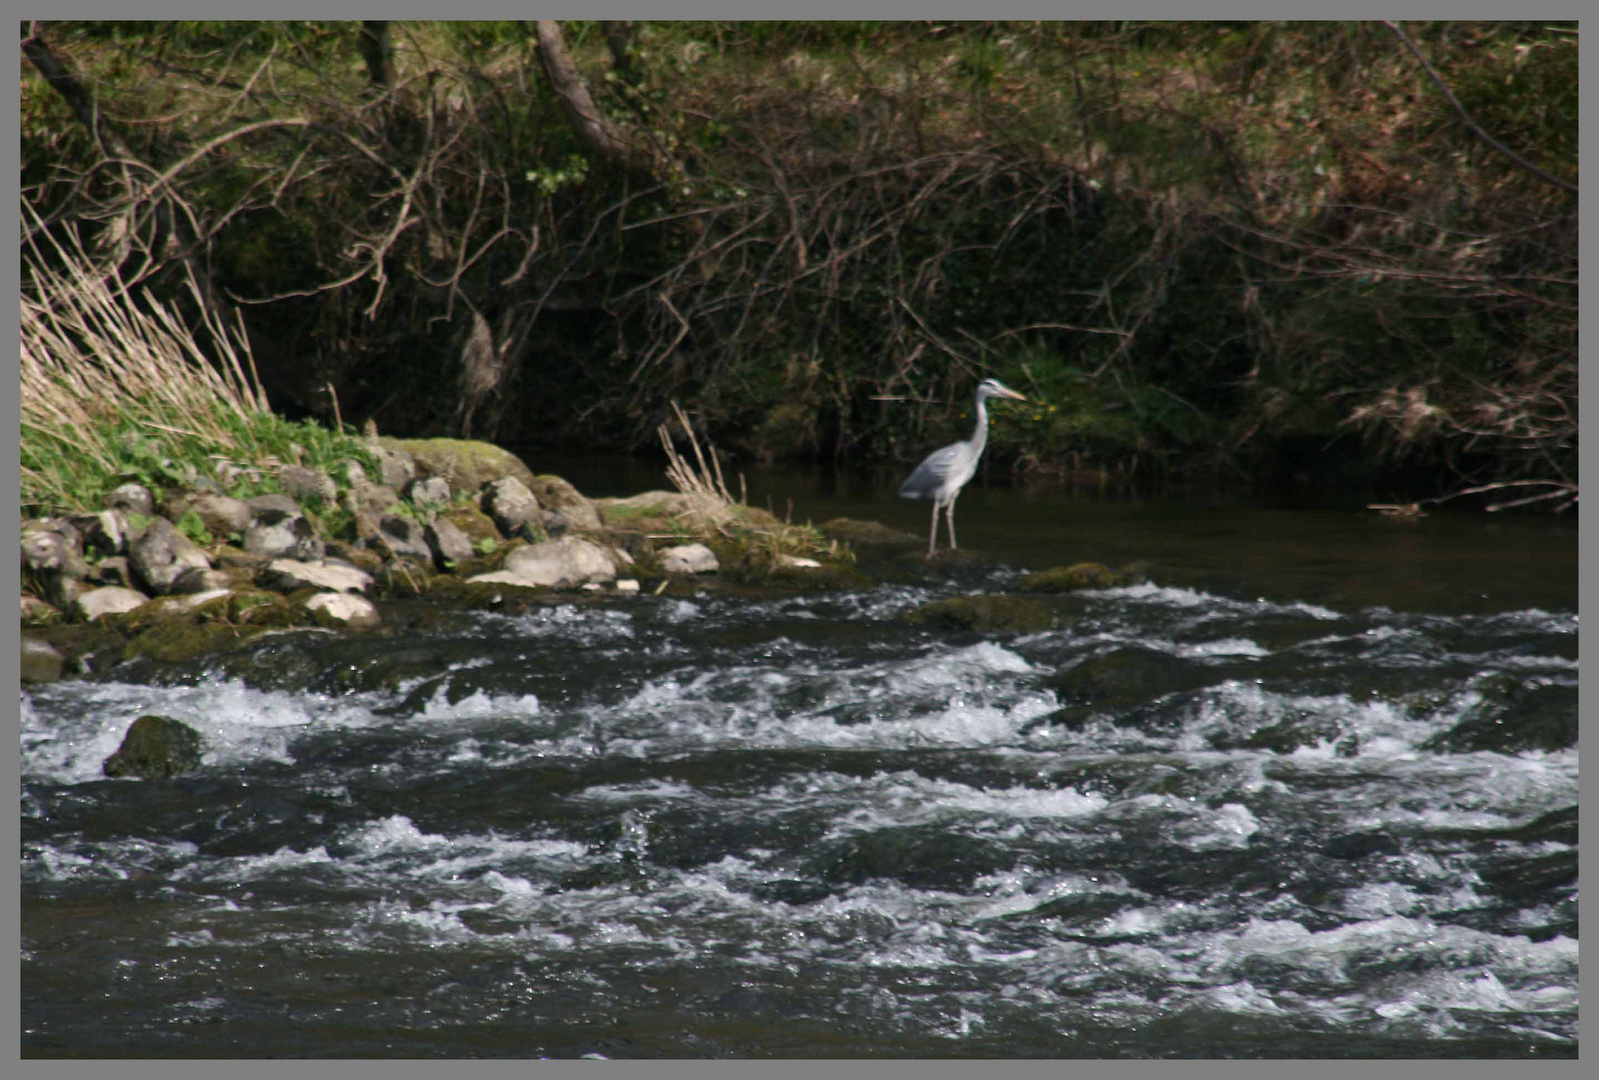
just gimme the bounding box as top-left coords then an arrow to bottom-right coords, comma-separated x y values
21,461 -> 1579,1058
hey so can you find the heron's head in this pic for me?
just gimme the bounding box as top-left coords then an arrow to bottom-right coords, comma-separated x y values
978,378 -> 1027,403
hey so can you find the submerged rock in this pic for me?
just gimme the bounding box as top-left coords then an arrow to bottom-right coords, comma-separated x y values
905,595 -> 1056,633
1020,562 -> 1126,592
102,715 -> 203,779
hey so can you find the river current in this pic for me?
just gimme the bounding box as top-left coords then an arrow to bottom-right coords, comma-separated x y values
20,472 -> 1579,1058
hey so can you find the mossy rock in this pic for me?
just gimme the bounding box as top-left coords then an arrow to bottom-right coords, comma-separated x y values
762,561 -> 874,591
123,619 -> 265,664
102,714 -> 203,779
1044,646 -> 1210,705
820,517 -> 923,551
377,436 -> 537,493
429,577 -> 551,612
21,637 -> 66,684
1020,562 -> 1127,592
905,595 -> 1056,633
441,504 -> 502,547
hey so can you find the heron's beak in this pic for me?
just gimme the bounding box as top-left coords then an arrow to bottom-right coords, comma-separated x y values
998,387 -> 1027,402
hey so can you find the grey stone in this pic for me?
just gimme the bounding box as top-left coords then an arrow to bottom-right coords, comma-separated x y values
103,483 -> 155,516
661,543 -> 720,574
278,464 -> 338,504
74,585 -> 151,622
91,556 -> 134,587
377,514 -> 433,561
20,518 -> 88,576
244,513 -> 324,561
21,638 -> 65,684
371,445 -> 417,489
303,592 -> 381,628
529,475 -> 604,532
180,494 -> 253,537
424,518 -> 475,567
481,477 -> 542,541
171,567 -> 235,594
71,510 -> 131,557
247,493 -> 303,519
257,558 -> 373,594
128,517 -> 212,594
406,475 -> 452,507
483,537 -> 619,587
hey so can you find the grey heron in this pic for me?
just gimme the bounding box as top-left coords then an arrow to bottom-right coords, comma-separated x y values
898,377 -> 1028,558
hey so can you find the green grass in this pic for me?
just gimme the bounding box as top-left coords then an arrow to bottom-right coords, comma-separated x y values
21,205 -> 377,517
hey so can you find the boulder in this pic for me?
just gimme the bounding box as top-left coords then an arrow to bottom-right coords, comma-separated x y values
90,556 -> 134,587
346,479 -> 400,516
171,567 -> 235,594
424,517 -> 475,568
73,585 -> 151,622
244,508 -> 324,561
172,493 -> 253,538
21,638 -> 65,684
378,436 -> 537,492
257,558 -> 374,594
128,517 -> 212,594
406,476 -> 452,507
246,493 -> 302,517
529,475 -> 603,532
102,715 -> 203,779
20,518 -> 89,577
20,595 -> 63,626
303,592 -> 381,629
71,509 -> 132,557
103,482 -> 155,516
474,536 -> 619,588
278,464 -> 337,504
375,514 -> 433,561
905,595 -> 1056,633
368,442 -> 417,489
661,543 -> 720,575
481,477 -> 543,541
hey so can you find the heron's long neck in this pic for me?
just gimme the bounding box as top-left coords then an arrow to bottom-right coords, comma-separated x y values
969,394 -> 990,458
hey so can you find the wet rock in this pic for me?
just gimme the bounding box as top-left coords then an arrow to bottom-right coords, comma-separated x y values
1020,562 -> 1125,592
244,508 -> 324,561
1421,677 -> 1578,754
128,517 -> 212,594
21,637 -> 65,684
103,482 -> 155,517
661,543 -> 720,574
122,619 -> 258,665
474,536 -> 618,588
762,560 -> 873,591
102,715 -> 203,779
482,477 -> 543,541
530,474 -> 603,532
257,558 -> 374,594
905,595 -> 1055,633
424,517 -> 475,568
278,464 -> 338,505
1044,646 -> 1211,707
304,592 -> 381,629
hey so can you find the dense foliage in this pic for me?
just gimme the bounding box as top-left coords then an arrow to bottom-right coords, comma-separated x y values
20,20 -> 1577,508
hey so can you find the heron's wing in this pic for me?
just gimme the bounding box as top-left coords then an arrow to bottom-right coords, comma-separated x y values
898,441 -> 964,498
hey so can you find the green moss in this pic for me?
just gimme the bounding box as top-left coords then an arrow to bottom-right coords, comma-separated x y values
102,714 -> 204,779
1020,562 -> 1125,592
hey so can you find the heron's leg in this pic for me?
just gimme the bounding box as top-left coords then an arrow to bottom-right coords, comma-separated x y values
927,502 -> 939,558
946,499 -> 958,550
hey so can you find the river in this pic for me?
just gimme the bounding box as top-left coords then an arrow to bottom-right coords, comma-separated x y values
21,461 -> 1579,1058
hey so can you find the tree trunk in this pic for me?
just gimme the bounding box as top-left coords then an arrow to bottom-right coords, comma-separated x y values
534,20 -> 645,172
358,21 -> 395,92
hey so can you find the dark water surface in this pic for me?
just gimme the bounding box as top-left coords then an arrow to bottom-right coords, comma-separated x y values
21,463 -> 1578,1058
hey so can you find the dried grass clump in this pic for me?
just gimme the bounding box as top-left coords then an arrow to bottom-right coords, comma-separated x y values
21,202 -> 270,512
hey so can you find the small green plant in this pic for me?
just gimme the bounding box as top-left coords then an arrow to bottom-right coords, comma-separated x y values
175,508 -> 213,547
